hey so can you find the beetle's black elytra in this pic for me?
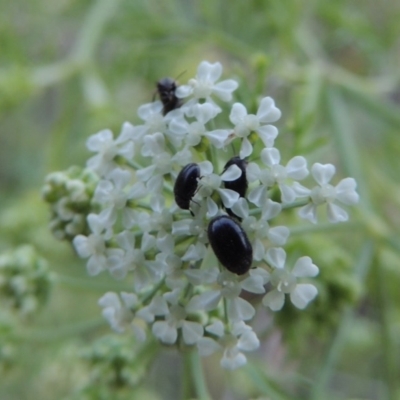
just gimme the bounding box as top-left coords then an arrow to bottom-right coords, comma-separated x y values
207,215 -> 253,275
156,77 -> 182,115
222,157 -> 248,220
174,163 -> 200,214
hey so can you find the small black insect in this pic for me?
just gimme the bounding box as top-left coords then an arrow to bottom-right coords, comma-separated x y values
207,215 -> 253,275
174,163 -> 200,214
156,77 -> 182,115
222,157 -> 248,220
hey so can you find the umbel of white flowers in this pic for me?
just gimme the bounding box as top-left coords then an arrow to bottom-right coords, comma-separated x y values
66,61 -> 359,370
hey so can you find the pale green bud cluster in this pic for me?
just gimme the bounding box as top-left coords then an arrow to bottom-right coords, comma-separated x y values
0,245 -> 52,315
42,166 -> 99,241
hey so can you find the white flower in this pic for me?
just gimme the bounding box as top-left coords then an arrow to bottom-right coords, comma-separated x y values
262,248 -> 319,311
86,123 -> 135,177
229,97 -> 281,158
98,291 -> 137,333
231,198 -> 290,253
186,270 -> 256,322
195,161 -> 241,217
176,61 -> 238,102
247,147 -> 309,203
72,213 -> 109,276
107,230 -> 164,290
169,102 -> 230,148
136,148 -> 192,193
197,320 -> 260,370
295,163 -> 360,224
94,168 -> 145,228
152,304 -> 204,345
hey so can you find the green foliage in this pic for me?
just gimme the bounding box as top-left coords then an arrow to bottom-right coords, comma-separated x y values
1,0 -> 400,398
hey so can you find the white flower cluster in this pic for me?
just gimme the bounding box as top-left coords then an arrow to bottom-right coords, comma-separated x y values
69,61 -> 359,370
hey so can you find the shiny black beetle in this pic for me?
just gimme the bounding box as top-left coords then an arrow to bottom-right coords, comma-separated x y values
156,77 -> 182,115
207,215 -> 253,275
222,157 -> 248,220
174,163 -> 200,214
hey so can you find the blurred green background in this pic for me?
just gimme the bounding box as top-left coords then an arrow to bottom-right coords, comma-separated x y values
1,0 -> 400,399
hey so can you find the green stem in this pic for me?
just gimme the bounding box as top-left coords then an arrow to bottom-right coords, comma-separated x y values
186,349 -> 212,400
70,0 -> 121,65
281,199 -> 309,209
140,278 -> 166,305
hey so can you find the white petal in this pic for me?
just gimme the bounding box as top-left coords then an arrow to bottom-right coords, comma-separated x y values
218,188 -> 240,208
86,129 -> 113,151
237,330 -> 260,352
221,349 -> 247,370
197,337 -> 221,356
327,203 -> 349,223
335,178 -> 359,205
221,164 -> 242,181
182,321 -> 204,345
98,292 -> 120,309
227,297 -> 255,321
193,102 -> 219,123
311,163 -> 335,186
116,121 -> 135,143
198,160 -> 213,175
262,199 -> 281,220
298,203 -> 318,224
198,61 -> 222,83
186,291 -> 221,312
213,79 -> 239,101
267,226 -> 290,246
205,129 -> 230,148
292,182 -> 311,197
292,256 -> 319,277
252,239 -> 266,261
286,156 -> 309,180
266,247 -> 286,269
152,321 -> 177,344
248,185 -> 267,207
169,116 -> 189,135
205,320 -> 224,337
290,284 -> 318,309
136,165 -> 157,182
261,147 -> 280,166
87,213 -> 105,235
120,292 -> 138,308
87,255 -> 106,276
73,235 -> 90,258
172,219 -> 192,236
108,168 -> 132,190
246,162 -> 260,182
175,84 -> 193,99
279,183 -> 297,203
149,296 -> 169,316
206,197 -> 219,217
138,101 -> 163,120
230,198 -> 249,219
239,137 -> 253,158
229,103 -> 248,125
262,290 -> 285,311
256,125 -> 278,147
241,271 -> 267,294
185,268 -> 219,285
256,97 -> 281,123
